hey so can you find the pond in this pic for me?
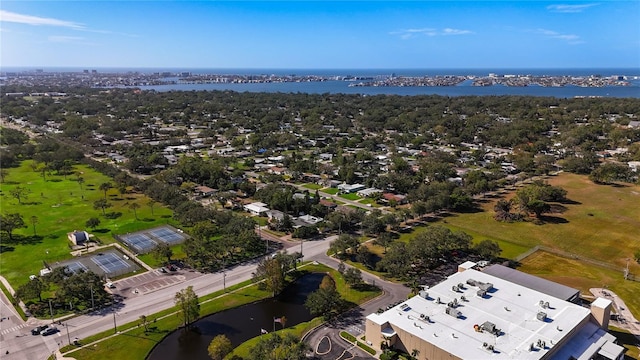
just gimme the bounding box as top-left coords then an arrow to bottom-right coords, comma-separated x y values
146,272 -> 325,360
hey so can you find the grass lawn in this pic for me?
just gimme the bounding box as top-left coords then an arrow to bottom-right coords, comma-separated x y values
321,187 -> 339,195
0,160 -> 174,288
302,183 -> 323,190
340,193 -> 361,201
434,173 -> 640,272
358,198 -> 381,208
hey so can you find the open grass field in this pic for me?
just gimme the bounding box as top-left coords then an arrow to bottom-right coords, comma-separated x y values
433,173 -> 640,272
339,192 -> 361,201
0,160 -> 174,288
321,187 -> 339,195
302,183 -> 323,190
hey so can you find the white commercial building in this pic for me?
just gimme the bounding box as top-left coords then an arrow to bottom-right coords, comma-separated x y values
366,263 -> 624,360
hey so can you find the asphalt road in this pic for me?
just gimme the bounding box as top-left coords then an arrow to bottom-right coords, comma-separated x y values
0,235 -> 339,360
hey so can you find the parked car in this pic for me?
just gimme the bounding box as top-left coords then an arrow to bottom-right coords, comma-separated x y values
105,282 -> 115,289
31,325 -> 48,335
41,327 -> 58,336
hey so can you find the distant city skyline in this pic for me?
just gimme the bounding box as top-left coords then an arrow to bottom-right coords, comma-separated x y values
1,1 -> 639,69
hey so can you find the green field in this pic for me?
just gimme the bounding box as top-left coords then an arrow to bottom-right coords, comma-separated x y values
435,173 -> 640,272
339,192 -> 361,201
302,183 -> 323,190
0,160 -> 174,288
321,187 -> 339,195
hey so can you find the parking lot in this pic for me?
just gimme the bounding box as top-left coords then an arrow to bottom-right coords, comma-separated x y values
109,266 -> 203,299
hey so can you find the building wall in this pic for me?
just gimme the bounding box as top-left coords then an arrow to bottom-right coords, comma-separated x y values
365,318 -> 463,360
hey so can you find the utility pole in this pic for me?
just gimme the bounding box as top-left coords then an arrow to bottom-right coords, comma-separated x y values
66,323 -> 71,345
112,308 -> 117,333
90,284 -> 95,310
48,299 -> 54,323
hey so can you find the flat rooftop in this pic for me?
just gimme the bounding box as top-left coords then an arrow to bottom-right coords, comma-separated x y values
367,268 -> 591,360
482,264 -> 580,302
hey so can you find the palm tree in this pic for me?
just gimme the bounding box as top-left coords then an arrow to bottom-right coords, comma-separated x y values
147,200 -> 156,216
129,203 -> 140,220
99,182 -> 112,200
30,216 -> 38,236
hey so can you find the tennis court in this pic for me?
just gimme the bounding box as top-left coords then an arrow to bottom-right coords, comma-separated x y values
65,261 -> 88,274
120,233 -> 157,253
116,225 -> 188,254
148,227 -> 185,245
91,252 -> 133,274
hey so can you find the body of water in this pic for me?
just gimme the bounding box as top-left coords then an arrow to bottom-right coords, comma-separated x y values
146,272 -> 324,360
139,80 -> 640,98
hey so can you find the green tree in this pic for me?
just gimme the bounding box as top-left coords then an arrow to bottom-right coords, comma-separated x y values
153,243 -> 173,264
15,277 -> 47,302
147,200 -> 156,216
30,215 -> 38,236
129,202 -> 141,220
9,186 -> 30,205
99,182 -> 113,200
86,217 -> 101,229
304,275 -> 342,319
252,257 -> 286,297
474,240 -> 502,260
374,232 -> 394,253
208,334 -> 233,360
174,286 -> 200,328
93,199 -> 111,216
248,332 -> 310,360
139,315 -> 149,332
0,213 -> 26,241
343,267 -> 363,287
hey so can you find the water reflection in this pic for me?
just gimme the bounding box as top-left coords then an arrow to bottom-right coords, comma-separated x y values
147,273 -> 324,360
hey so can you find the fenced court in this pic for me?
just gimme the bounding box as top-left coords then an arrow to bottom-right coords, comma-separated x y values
91,252 -> 132,274
65,261 -> 88,275
115,225 -> 188,254
52,247 -> 141,278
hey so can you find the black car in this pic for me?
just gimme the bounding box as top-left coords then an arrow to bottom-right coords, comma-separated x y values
31,325 -> 48,335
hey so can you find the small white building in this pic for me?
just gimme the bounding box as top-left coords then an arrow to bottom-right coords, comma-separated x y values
244,202 -> 269,216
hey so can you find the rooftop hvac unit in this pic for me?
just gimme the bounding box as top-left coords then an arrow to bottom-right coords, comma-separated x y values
457,283 -> 465,290
419,290 -> 429,299
467,279 -> 478,286
445,306 -> 461,318
420,313 -> 430,322
479,282 -> 493,291
537,311 -> 547,321
452,285 -> 459,292
481,321 -> 501,336
477,289 -> 487,297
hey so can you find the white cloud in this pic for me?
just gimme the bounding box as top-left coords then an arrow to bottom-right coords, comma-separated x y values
546,4 -> 599,13
535,28 -> 584,44
390,27 -> 472,39
442,28 -> 472,36
48,35 -> 84,43
0,10 -> 84,29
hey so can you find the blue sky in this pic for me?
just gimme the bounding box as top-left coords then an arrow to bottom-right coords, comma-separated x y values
1,1 -> 639,69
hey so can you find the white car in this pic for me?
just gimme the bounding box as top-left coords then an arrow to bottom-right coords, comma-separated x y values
105,282 -> 115,289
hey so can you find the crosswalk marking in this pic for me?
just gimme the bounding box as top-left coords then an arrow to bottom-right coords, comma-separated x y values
0,323 -> 27,335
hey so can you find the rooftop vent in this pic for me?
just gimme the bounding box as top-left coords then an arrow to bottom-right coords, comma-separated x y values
536,311 -> 547,321
481,321 -> 501,336
452,285 -> 459,292
420,313 -> 430,322
445,307 -> 462,318
457,283 -> 465,290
